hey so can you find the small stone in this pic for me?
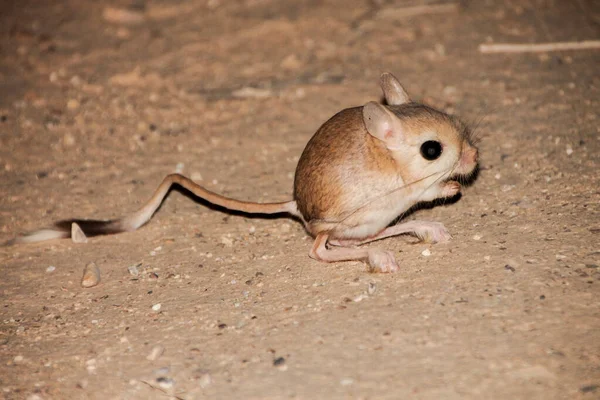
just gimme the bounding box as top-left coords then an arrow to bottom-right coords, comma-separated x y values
232,87 -> 273,99
280,54 -> 302,70
249,225 -> 256,234
128,264 -> 140,276
273,357 -> 287,370
71,223 -> 88,243
472,234 -> 482,241
580,385 -> 599,393
421,249 -> 432,257
146,345 -> 165,361
63,132 -> 76,147
155,377 -> 174,389
504,264 -> 516,272
353,294 -> 367,302
340,378 -> 354,386
566,145 -> 573,155
81,262 -> 101,288
85,358 -> 97,374
103,6 -> 145,25
152,303 -> 162,312
174,162 -> 184,174
280,223 -> 291,233
67,99 -> 80,110
191,171 -> 203,181
220,236 -> 234,247
367,282 -> 376,296
198,372 -> 212,388
46,266 -> 56,273
13,355 -> 24,363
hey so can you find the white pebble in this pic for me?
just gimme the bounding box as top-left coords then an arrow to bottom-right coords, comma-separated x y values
249,225 -> 256,234
421,249 -> 432,257
198,372 -> 212,388
191,172 -> 203,182
156,378 -> 174,389
13,355 -> 24,363
367,282 -> 376,296
152,303 -> 162,311
174,162 -> 184,173
127,264 -> 140,276
566,145 -> 573,156
71,222 -> 88,243
46,266 -> 56,273
353,294 -> 368,302
472,234 -> 482,241
146,345 -> 164,361
340,378 -> 354,386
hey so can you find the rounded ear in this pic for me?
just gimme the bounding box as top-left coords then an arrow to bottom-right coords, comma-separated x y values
362,101 -> 404,147
380,72 -> 410,105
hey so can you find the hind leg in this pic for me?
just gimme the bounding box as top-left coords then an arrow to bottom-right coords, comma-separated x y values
329,220 -> 451,247
309,233 -> 399,273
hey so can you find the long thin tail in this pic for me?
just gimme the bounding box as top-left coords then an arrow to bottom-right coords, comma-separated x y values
12,173 -> 299,244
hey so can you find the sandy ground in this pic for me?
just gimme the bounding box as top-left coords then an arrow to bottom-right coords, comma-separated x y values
0,0 -> 599,399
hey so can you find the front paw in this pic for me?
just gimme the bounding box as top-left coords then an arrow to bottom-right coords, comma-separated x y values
441,181 -> 461,198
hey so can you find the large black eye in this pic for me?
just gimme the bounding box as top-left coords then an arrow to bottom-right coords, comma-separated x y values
420,140 -> 443,160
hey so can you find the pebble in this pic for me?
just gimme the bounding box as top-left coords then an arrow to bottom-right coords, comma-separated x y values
67,99 -> 80,110
152,303 -> 162,312
146,345 -> 165,361
220,236 -> 234,247
472,234 -> 481,241
232,87 -> 273,99
63,133 -> 76,147
280,54 -> 302,71
46,266 -> 56,273
86,358 -> 97,374
353,294 -> 368,302
367,282 -> 377,296
81,262 -> 101,288
273,357 -> 287,371
128,264 -> 140,276
13,355 -> 24,364
71,222 -> 88,243
156,377 -> 174,389
421,249 -> 432,257
174,162 -> 184,173
340,378 -> 354,386
566,145 -> 573,156
103,6 -> 145,25
198,372 -> 212,388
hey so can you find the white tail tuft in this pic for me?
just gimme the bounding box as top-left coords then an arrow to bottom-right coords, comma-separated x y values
13,229 -> 70,244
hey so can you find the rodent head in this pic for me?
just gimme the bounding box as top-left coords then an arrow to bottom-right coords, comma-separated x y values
363,73 -> 479,187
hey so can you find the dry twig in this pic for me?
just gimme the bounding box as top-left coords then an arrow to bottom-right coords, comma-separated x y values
479,40 -> 600,54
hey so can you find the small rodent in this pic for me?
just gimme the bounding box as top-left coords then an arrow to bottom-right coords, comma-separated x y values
12,72 -> 479,273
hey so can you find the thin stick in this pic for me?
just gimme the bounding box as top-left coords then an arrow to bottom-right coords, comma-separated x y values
377,3 -> 458,19
478,40 -> 600,54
